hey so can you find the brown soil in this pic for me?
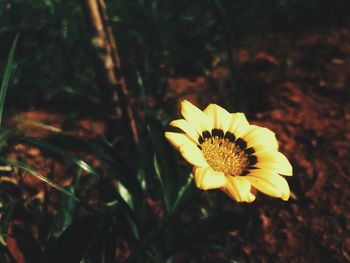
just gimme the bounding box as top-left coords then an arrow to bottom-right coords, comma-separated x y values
3,27 -> 350,262
168,28 -> 350,263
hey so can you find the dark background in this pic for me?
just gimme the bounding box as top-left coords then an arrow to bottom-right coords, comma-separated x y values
0,0 -> 349,262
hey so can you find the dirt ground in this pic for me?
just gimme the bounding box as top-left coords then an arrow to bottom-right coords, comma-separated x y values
167,28 -> 350,263
233,28 -> 350,263
4,27 -> 350,262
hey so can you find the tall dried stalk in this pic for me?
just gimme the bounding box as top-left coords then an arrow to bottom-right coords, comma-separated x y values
82,0 -> 138,145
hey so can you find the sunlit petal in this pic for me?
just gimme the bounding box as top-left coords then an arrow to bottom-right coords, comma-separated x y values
181,100 -> 211,133
243,125 -> 278,150
255,160 -> 292,176
169,119 -> 200,143
227,113 -> 250,138
221,176 -> 255,202
164,132 -> 193,149
179,143 -> 208,168
193,166 -> 226,190
246,169 -> 290,200
254,150 -> 293,176
204,103 -> 231,132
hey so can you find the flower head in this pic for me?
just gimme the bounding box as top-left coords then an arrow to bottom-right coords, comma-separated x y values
165,100 -> 292,203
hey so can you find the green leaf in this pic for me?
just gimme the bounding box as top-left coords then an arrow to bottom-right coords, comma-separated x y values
0,128 -> 16,150
48,168 -> 82,239
153,153 -> 170,210
0,34 -> 19,127
146,116 -> 178,212
171,176 -> 197,214
0,192 -> 15,246
11,136 -> 142,235
21,134 -> 144,204
89,138 -> 143,200
2,159 -> 80,203
17,136 -> 100,178
45,215 -> 100,263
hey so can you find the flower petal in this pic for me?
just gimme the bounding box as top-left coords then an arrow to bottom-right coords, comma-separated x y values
169,119 -> 200,143
254,150 -> 293,176
165,132 -> 208,167
246,169 -> 290,200
180,100 -> 212,133
243,125 -> 278,150
255,160 -> 292,176
274,152 -> 293,176
204,104 -> 231,132
165,132 -> 191,148
179,143 -> 208,167
193,166 -> 226,190
227,113 -> 250,138
221,176 -> 256,202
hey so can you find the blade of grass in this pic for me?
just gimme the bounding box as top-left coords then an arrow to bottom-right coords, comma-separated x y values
17,136 -> 100,178
0,34 -> 19,127
146,117 -> 178,212
2,158 -> 106,217
48,168 -> 82,239
171,176 -> 196,214
89,138 -> 144,199
14,136 -> 143,233
5,159 -> 142,242
0,128 -> 16,149
0,192 -> 15,246
2,159 -> 80,203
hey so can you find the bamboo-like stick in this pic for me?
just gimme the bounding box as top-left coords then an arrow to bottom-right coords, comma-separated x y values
81,0 -> 139,145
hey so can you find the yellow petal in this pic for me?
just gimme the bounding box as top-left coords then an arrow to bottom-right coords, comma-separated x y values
221,176 -> 256,202
254,150 -> 293,176
243,125 -> 278,150
180,100 -> 211,133
193,166 -> 226,190
255,160 -> 292,176
165,132 -> 208,167
169,119 -> 200,143
227,113 -> 250,138
203,103 -> 231,132
254,149 -> 279,162
275,152 -> 293,176
165,132 -> 192,148
246,169 -> 290,200
203,104 -> 215,130
179,143 -> 208,167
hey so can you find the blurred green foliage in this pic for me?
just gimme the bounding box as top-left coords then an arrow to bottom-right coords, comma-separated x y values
1,0 -> 349,112
1,0 -> 95,113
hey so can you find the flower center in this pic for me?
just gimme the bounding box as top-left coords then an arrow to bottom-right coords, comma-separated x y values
201,134 -> 249,177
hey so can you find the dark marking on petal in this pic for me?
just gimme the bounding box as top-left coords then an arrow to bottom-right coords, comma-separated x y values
212,128 -> 224,138
202,130 -> 211,140
240,170 -> 249,176
245,147 -> 255,155
224,131 -> 236,142
198,136 -> 204,144
166,125 -> 185,134
235,138 -> 247,149
248,155 -> 258,165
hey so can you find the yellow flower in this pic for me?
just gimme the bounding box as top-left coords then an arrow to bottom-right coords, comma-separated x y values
165,100 -> 292,203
